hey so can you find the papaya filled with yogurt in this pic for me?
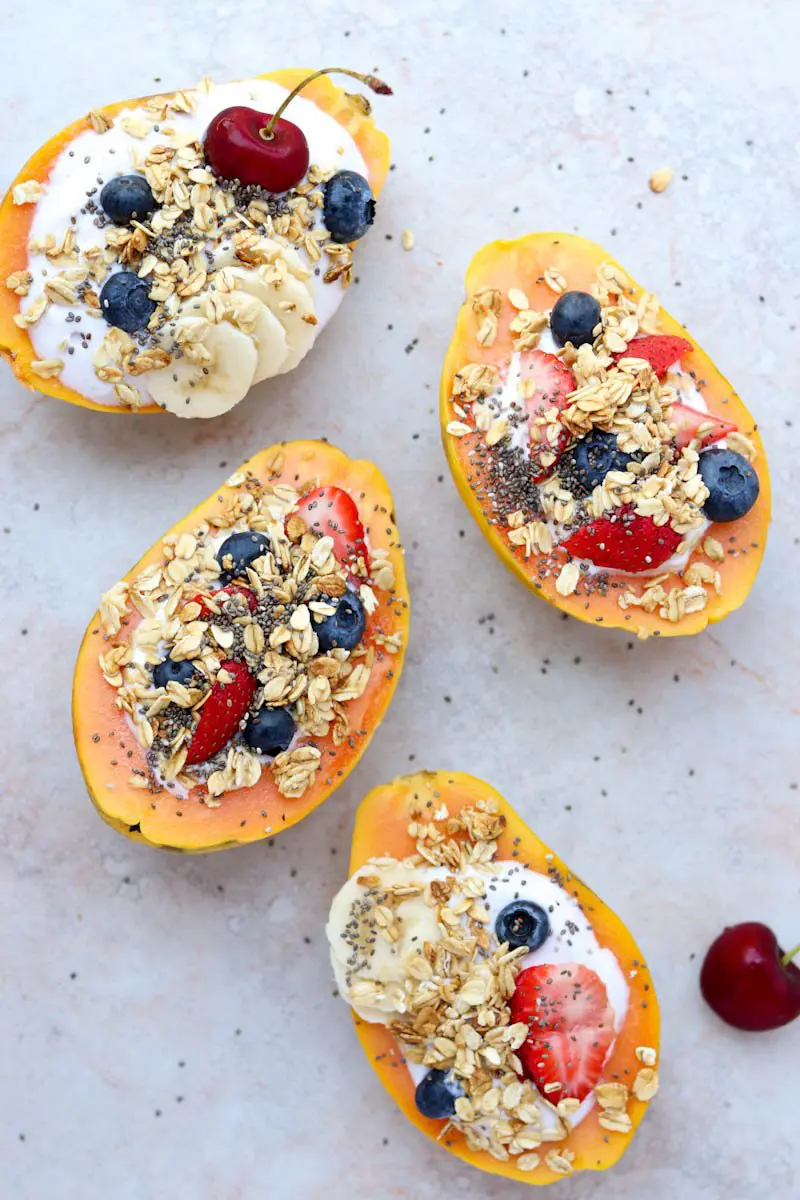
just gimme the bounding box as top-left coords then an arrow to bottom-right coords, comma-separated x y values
73,440 -> 408,851
330,771 -> 659,1185
0,69 -> 390,415
440,234 -> 770,638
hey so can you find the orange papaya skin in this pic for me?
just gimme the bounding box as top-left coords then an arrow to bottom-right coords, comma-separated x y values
0,70 -> 390,413
440,233 -> 770,638
349,771 -> 659,1186
73,440 -> 409,852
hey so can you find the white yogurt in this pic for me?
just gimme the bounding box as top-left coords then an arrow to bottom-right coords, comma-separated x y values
25,78 -> 369,405
330,857 -> 629,1133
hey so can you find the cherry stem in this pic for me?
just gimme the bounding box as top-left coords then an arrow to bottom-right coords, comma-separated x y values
260,67 -> 393,140
780,942 -> 800,967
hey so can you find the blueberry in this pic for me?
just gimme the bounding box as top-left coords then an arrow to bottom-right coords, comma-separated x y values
560,431 -> 633,496
698,447 -> 760,522
152,657 -> 198,690
315,592 -> 366,652
323,170 -> 376,242
414,1070 -> 463,1119
99,174 -> 157,225
244,706 -> 295,757
217,532 -> 271,582
550,290 -> 601,348
495,900 -> 550,952
99,271 -> 157,334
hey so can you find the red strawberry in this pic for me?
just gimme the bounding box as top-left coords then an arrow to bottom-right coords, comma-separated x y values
510,964 -> 615,1103
187,585 -> 257,620
612,334 -> 692,379
511,963 -> 613,1033
564,505 -> 682,573
293,486 -> 368,572
670,402 -> 737,450
521,351 -> 576,483
184,659 -> 256,766
519,1026 -> 615,1104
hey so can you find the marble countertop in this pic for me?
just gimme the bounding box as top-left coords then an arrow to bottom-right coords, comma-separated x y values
1,2 -> 798,1198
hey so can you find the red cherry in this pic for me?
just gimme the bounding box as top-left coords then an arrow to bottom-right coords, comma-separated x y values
204,106 -> 309,192
202,67 -> 392,195
700,922 -> 800,1031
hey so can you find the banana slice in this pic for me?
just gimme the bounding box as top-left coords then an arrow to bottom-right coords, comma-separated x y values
146,316 -> 257,419
222,286 -> 287,383
214,239 -> 318,375
326,859 -> 446,1023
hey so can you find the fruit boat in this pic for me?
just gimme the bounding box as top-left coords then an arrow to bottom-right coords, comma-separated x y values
441,233 -> 770,637
328,771 -> 660,1184
0,68 -> 391,415
73,440 -> 409,851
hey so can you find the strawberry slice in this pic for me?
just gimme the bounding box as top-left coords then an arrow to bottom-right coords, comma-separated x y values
293,486 -> 368,572
564,505 -> 682,573
611,334 -> 692,379
521,351 -> 576,483
187,585 -> 257,620
670,402 -> 737,450
519,1026 -> 615,1104
511,963 -> 613,1033
184,659 -> 256,766
510,964 -> 616,1103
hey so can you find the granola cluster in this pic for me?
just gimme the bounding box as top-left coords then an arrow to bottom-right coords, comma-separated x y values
447,264 -> 760,629
340,800 -> 658,1177
97,462 -> 400,803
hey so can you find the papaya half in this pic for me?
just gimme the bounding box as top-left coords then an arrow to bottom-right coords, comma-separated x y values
0,69 -> 390,413
333,770 -> 659,1185
440,233 -> 770,638
73,440 -> 409,851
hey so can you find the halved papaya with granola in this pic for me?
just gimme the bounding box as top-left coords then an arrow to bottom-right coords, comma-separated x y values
440,233 -> 770,637
73,440 -> 409,851
0,68 -> 390,416
327,770 -> 660,1185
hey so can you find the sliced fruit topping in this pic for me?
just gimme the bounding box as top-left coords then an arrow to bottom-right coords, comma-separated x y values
99,174 -> 157,225
217,531 -> 272,583
559,430 -> 634,497
99,270 -> 156,334
152,657 -> 198,690
315,592 -> 366,652
187,585 -> 257,620
698,448 -> 759,522
244,706 -> 296,757
700,922 -> 800,1032
670,402 -> 737,449
521,350 -> 576,483
564,506 -> 682,573
550,290 -> 601,349
147,317 -> 257,418
294,486 -> 368,572
519,1025 -> 615,1104
510,963 -> 615,1102
184,660 -> 256,766
323,170 -> 376,242
414,1069 -> 463,1119
512,963 -> 613,1033
612,334 -> 693,379
495,900 -> 550,953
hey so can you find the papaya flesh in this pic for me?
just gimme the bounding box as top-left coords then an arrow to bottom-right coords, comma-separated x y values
440,233 -> 770,637
347,770 -> 660,1186
73,440 -> 409,852
0,70 -> 390,413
